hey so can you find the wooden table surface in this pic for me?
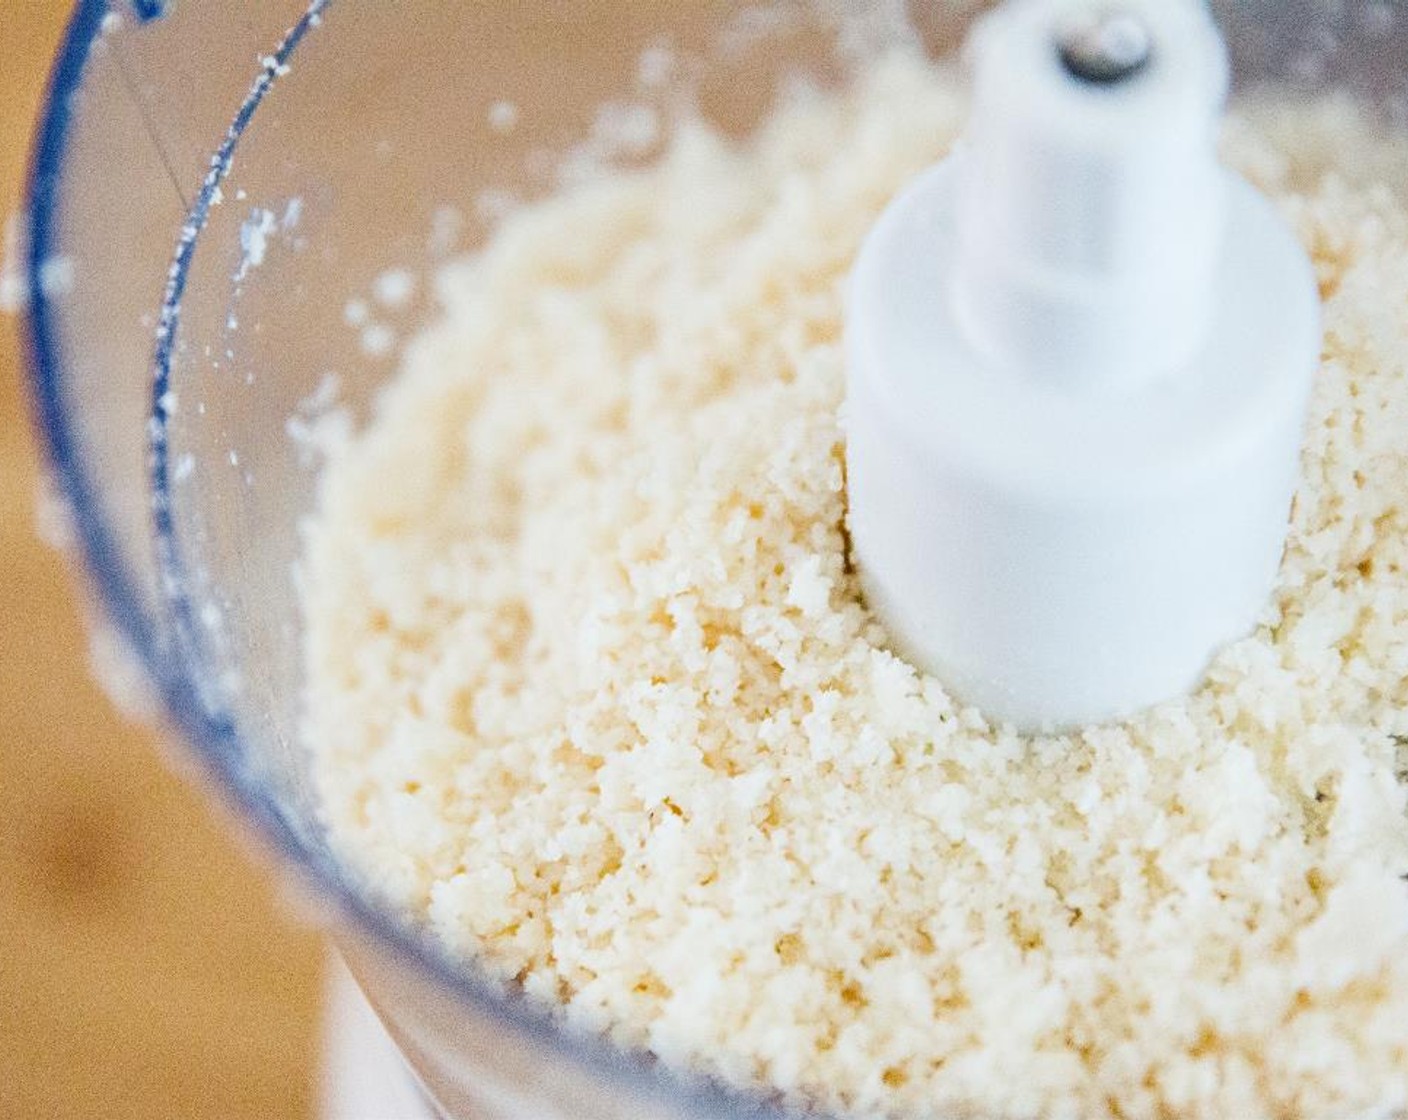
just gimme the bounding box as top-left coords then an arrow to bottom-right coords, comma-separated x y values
0,5 -> 325,1118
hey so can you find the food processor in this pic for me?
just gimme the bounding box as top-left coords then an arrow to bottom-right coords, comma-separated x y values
21,1 -> 1408,1118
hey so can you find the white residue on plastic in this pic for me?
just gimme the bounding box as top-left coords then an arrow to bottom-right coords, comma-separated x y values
86,612 -> 160,725
282,196 -> 304,232
428,205 -> 464,257
200,600 -> 223,634
33,471 -> 78,554
77,608 -> 185,837
343,298 -> 369,327
488,100 -> 520,134
0,212 -> 29,311
234,207 -> 277,282
224,196 -> 306,382
286,370 -> 352,467
373,268 -> 416,309
37,256 -> 75,297
637,45 -> 676,89
360,323 -> 397,358
232,197 -> 303,286
173,452 -> 196,484
100,10 -> 124,35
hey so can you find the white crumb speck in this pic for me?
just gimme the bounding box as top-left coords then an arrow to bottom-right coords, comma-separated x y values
235,207 -> 277,282
282,197 -> 304,231
343,298 -> 369,327
359,323 -> 396,358
373,268 -> 416,309
37,255 -> 74,297
637,45 -> 675,88
488,100 -> 520,134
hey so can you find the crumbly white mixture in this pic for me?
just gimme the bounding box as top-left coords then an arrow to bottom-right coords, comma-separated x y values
303,56 -> 1408,1120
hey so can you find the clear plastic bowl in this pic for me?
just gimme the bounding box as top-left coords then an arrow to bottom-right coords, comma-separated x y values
22,2 -> 1408,1117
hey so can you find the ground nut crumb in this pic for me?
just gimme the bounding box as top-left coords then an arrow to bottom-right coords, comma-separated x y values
303,56 -> 1408,1120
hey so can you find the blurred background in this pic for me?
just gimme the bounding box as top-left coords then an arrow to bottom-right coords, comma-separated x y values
0,5 -> 324,1118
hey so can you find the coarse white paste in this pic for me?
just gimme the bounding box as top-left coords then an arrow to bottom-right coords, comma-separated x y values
303,56 -> 1408,1120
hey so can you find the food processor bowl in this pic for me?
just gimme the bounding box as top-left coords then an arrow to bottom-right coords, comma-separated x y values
23,2 -> 1408,1118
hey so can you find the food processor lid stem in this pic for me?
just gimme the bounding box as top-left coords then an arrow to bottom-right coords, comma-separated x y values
844,0 -> 1322,731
